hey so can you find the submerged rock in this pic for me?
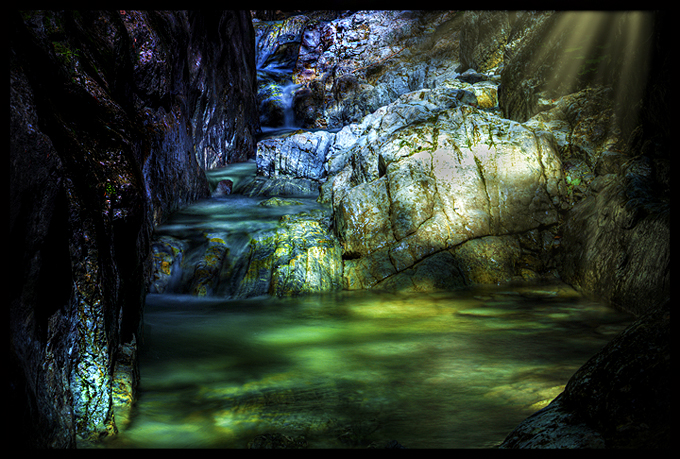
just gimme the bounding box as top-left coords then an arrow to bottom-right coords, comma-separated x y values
248,432 -> 309,449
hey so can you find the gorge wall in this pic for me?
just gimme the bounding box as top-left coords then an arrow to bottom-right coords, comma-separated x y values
10,10 -> 259,447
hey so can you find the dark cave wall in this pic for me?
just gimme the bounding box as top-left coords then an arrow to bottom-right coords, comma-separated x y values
9,10 -> 259,447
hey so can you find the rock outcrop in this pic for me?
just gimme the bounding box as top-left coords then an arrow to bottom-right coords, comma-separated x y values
500,300 -> 670,449
10,10 -> 258,447
252,11 -> 465,130
233,208 -> 343,298
257,82 -> 565,291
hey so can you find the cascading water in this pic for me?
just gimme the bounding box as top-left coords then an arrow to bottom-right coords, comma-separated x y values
257,69 -> 301,136
253,17 -> 305,138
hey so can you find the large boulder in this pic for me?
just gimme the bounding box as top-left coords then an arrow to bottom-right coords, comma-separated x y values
322,86 -> 564,290
500,300 -> 670,448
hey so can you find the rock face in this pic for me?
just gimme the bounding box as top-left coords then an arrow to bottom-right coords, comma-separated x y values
500,300 -> 670,449
497,11 -> 670,449
9,10 -> 258,447
233,209 -> 343,298
559,166 -> 670,315
252,11 -> 466,130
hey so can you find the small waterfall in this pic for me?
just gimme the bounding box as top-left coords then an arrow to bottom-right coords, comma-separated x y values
280,80 -> 301,128
254,17 -> 305,136
257,69 -> 302,136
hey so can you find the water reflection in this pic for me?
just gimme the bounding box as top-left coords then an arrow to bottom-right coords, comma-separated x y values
109,284 -> 633,448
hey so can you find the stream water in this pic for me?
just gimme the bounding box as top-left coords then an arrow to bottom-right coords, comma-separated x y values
105,161 -> 635,449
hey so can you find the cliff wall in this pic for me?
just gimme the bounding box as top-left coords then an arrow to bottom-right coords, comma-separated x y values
9,10 -> 259,447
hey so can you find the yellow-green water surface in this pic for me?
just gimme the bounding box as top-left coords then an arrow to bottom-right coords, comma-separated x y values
107,283 -> 633,448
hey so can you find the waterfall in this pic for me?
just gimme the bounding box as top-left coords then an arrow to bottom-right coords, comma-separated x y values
280,81 -> 301,128
254,18 -> 305,135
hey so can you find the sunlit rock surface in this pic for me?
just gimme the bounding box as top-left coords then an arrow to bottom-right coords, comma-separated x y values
316,86 -> 564,290
235,209 -> 343,298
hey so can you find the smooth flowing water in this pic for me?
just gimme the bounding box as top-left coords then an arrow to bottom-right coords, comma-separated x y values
107,162 -> 634,449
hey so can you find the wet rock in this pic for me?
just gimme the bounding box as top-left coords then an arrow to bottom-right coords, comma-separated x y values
189,233 -> 229,296
248,432 -> 309,449
374,235 -> 523,293
186,12 -> 260,168
499,394 -> 606,448
254,15 -> 309,72
258,197 -> 304,207
372,250 -> 464,293
211,179 -> 233,197
523,85 -> 623,208
111,337 -> 138,432
240,176 -> 320,198
449,235 -> 522,285
500,300 -> 670,448
149,235 -> 187,294
234,209 -> 343,298
257,129 -> 334,181
335,177 -> 395,258
456,68 -> 490,84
